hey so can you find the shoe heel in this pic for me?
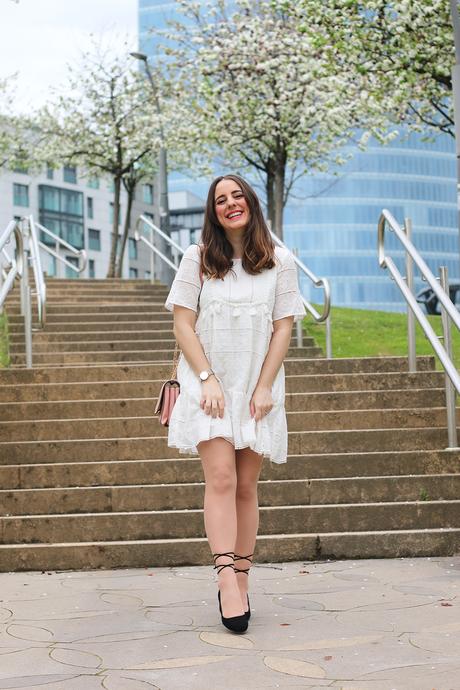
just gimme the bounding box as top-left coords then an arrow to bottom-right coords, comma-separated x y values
218,589 -> 248,634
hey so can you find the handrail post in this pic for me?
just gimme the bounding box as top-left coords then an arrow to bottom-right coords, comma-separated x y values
21,219 -> 33,368
404,217 -> 416,372
292,248 -> 303,348
439,266 -> 458,448
325,314 -> 332,358
150,221 -> 155,284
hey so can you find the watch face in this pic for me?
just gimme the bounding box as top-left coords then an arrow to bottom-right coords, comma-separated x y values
200,371 -> 207,381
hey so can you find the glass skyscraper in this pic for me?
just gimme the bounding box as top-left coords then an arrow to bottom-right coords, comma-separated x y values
139,0 -> 459,311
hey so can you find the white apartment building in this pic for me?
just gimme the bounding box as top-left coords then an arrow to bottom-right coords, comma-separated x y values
0,164 -> 158,280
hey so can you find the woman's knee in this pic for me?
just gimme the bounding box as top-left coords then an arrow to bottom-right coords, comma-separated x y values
235,479 -> 258,502
206,468 -> 237,495
199,437 -> 237,494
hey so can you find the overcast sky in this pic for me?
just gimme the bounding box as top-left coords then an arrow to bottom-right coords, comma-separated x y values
1,0 -> 138,112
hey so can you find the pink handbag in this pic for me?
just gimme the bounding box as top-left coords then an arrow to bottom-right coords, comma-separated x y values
155,261 -> 204,426
155,377 -> 180,427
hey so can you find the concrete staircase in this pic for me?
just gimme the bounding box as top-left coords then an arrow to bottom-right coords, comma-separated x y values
0,277 -> 459,572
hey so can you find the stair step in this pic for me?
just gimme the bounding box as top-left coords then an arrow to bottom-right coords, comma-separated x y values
1,450 -> 458,489
1,475 -> 458,516
0,408 -> 455,442
0,372 -> 445,402
11,341 -> 321,355
1,500 -> 459,544
0,356 -> 436,383
11,330 -> 315,346
10,346 -> 323,364
0,449 -> 457,489
10,313 -> 174,323
0,389 -> 447,417
0,427 -> 455,464
0,528 -> 458,572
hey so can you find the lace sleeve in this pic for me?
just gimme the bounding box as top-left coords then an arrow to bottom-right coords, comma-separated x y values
164,244 -> 201,313
273,248 -> 306,322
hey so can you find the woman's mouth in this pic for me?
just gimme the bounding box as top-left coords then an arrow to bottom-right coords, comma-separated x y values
226,210 -> 243,221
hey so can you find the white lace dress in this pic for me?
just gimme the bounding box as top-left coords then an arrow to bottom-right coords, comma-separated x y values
164,244 -> 305,464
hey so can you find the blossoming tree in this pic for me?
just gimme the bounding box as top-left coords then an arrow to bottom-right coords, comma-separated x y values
165,0 -> 394,238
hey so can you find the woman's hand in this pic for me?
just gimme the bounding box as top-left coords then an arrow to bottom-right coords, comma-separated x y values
250,385 -> 274,422
200,376 -> 225,418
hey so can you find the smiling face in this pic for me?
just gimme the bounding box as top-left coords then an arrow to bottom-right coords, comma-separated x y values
214,178 -> 250,234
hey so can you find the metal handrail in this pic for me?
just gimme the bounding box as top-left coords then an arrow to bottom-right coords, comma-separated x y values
0,219 -> 28,365
378,209 -> 460,448
135,213 -> 332,357
0,220 -> 24,306
0,215 -> 88,369
33,219 -> 87,276
269,232 -> 332,357
27,215 -> 46,327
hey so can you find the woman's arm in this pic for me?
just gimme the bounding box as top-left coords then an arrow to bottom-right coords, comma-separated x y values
173,305 -> 225,418
250,315 -> 294,421
173,305 -> 209,376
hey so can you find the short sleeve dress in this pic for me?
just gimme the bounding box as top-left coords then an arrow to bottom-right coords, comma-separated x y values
164,244 -> 305,464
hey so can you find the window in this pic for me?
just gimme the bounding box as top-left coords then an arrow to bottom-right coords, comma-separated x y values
88,177 -> 99,189
129,237 -> 138,260
88,229 -> 101,251
129,267 -> 138,278
63,165 -> 77,184
38,185 -> 84,249
89,259 -> 95,278
87,196 -> 94,219
143,183 -> 154,205
144,270 -> 151,279
13,183 -> 29,207
46,165 -> 54,180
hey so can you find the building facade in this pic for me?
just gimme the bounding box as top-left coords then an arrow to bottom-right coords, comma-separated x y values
138,0 -> 460,311
0,165 -> 157,280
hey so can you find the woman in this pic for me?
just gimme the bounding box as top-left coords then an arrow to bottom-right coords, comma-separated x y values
164,173 -> 305,634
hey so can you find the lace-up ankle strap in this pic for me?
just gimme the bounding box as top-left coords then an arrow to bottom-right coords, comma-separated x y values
234,553 -> 253,575
212,551 -> 235,575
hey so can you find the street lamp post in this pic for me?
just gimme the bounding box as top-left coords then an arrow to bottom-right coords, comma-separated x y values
130,51 -> 172,283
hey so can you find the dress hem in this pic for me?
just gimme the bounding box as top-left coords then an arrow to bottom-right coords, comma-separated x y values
167,438 -> 287,465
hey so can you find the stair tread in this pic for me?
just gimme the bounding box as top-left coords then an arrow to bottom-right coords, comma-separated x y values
2,498 -> 460,519
2,473 -> 457,493
0,527 -> 459,550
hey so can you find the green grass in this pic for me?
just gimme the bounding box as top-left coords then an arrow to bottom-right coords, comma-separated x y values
304,305 -> 460,371
0,312 -> 10,367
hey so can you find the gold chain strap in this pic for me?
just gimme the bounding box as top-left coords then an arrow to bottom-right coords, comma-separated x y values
171,340 -> 180,380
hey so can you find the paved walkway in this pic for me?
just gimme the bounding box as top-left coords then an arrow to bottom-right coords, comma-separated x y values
0,556 -> 459,690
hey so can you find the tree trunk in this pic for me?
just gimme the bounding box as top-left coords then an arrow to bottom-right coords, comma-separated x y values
273,146 -> 287,241
266,158 -> 276,234
106,175 -> 121,278
116,183 -> 135,278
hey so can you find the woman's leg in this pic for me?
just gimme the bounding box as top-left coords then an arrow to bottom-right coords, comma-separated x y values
197,437 -> 244,618
234,447 -> 264,611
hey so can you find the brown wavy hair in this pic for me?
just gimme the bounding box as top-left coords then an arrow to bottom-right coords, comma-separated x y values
199,174 -> 276,279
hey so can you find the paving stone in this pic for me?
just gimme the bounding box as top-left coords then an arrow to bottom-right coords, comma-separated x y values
0,557 -> 459,689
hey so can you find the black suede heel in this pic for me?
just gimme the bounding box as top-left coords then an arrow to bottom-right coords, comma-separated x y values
213,551 -> 248,634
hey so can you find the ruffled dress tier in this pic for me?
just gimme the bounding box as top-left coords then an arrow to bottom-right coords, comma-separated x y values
164,244 -> 305,464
